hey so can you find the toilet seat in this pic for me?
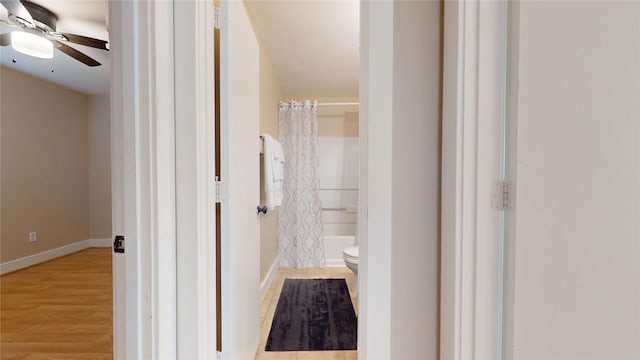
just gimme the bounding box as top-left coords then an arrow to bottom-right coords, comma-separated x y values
343,246 -> 359,264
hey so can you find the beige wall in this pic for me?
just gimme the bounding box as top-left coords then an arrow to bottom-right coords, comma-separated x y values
88,95 -> 111,239
1,66 -> 90,262
259,47 -> 284,281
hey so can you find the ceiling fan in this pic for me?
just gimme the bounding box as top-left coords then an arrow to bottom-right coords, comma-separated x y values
0,0 -> 108,66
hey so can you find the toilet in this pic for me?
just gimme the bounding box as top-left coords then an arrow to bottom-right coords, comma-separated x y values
342,245 -> 359,275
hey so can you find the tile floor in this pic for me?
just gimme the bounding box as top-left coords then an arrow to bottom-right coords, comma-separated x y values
254,267 -> 358,360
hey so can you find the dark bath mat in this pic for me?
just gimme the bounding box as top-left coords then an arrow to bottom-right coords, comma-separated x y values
265,278 -> 357,351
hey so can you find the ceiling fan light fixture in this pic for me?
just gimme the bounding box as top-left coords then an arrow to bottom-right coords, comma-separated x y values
11,31 -> 54,59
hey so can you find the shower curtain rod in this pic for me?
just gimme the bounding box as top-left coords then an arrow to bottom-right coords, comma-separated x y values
279,100 -> 359,107
317,102 -> 359,106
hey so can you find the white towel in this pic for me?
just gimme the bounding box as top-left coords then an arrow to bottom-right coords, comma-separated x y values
271,138 -> 285,181
261,134 -> 285,209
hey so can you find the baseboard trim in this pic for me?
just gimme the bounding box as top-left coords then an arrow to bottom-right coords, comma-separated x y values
89,238 -> 112,247
326,259 -> 347,267
260,255 -> 281,301
1,239 -> 112,275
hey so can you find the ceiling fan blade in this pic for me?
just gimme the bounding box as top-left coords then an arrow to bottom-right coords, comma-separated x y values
54,40 -> 101,67
59,33 -> 108,51
0,32 -> 10,46
0,0 -> 34,26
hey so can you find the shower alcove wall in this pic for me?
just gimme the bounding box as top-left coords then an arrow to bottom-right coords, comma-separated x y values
316,102 -> 359,266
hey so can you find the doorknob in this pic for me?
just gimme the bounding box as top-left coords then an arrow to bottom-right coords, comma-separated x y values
113,235 -> 125,253
257,205 -> 268,215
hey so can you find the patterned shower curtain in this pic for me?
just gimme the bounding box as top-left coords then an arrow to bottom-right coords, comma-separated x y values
278,100 -> 325,269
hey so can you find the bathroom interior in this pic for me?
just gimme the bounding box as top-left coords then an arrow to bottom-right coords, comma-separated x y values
245,1 -> 360,358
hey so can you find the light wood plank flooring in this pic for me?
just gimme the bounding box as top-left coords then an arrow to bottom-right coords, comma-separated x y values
1,248 -> 112,360
255,267 -> 358,360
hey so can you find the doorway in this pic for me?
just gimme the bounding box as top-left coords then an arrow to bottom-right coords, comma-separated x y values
109,1 -> 445,359
0,4 -> 113,357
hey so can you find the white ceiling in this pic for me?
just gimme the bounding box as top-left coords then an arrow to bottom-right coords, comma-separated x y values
244,0 -> 359,98
0,1 -> 359,98
0,0 -> 110,95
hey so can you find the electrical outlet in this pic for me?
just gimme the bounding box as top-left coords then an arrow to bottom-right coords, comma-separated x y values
28,232 -> 37,242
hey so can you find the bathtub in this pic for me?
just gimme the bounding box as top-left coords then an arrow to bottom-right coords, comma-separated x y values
324,224 -> 356,266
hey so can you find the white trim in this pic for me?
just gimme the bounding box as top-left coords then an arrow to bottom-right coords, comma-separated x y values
0,239 -> 110,275
109,0 -> 217,357
326,260 -> 348,268
357,1 -> 370,356
359,2 -> 394,358
109,1 -> 179,358
110,0 -> 217,358
503,3 -> 520,358
441,1 -> 507,359
260,256 -> 280,301
174,1 -> 217,358
150,1 -> 178,358
107,1 -> 127,358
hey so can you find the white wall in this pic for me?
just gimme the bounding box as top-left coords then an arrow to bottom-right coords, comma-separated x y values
359,1 -> 393,357
258,46 -> 283,283
360,1 -> 441,358
318,136 -> 359,236
317,102 -> 359,137
507,2 -> 640,359
220,1 -> 261,358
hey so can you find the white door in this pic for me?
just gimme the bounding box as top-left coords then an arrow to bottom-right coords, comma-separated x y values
504,2 -> 640,359
110,1 -> 215,358
109,2 -> 150,358
219,1 -> 261,359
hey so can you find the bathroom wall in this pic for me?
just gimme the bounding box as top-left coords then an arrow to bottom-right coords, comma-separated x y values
1,66 -> 90,262
258,46 -> 284,282
316,103 -> 359,237
316,98 -> 359,137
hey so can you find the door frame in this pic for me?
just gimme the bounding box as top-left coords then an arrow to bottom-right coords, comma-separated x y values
110,0 -> 216,358
440,1 -> 508,359
109,1 -> 158,358
111,0 -> 508,358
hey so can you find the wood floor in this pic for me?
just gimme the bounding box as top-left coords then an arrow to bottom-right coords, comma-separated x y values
255,267 -> 358,360
0,248 -> 112,360
1,249 -> 358,360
